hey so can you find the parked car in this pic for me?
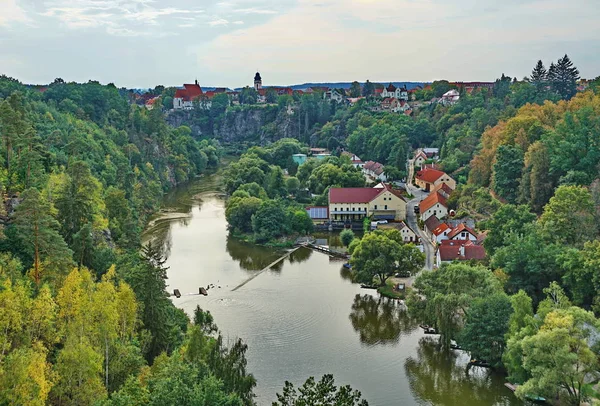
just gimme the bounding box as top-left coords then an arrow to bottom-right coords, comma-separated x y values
414,206 -> 420,213
377,220 -> 388,224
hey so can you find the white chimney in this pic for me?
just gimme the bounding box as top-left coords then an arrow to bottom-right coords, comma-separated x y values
459,245 -> 465,257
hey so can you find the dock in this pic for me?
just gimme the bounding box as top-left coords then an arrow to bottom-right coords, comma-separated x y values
302,243 -> 349,259
231,246 -> 303,291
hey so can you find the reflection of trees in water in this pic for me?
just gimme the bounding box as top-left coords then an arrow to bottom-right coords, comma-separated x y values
405,338 -> 518,406
339,267 -> 353,282
288,247 -> 312,264
226,236 -> 281,271
146,224 -> 173,260
349,294 -> 417,346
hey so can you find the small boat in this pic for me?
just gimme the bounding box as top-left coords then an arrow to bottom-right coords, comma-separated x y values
424,327 -> 438,334
360,284 -> 378,290
343,263 -> 352,269
199,287 -> 208,296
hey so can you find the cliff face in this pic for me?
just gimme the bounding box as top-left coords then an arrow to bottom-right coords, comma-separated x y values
166,106 -> 301,144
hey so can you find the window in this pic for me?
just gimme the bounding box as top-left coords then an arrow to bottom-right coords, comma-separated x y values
385,205 -> 388,210
433,210 -> 437,215
374,205 -> 378,210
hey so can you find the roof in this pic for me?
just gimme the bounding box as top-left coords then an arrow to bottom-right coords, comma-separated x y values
306,206 -> 329,220
424,215 -> 442,232
419,190 -> 448,213
432,222 -> 451,237
416,168 -> 446,184
254,72 -> 262,81
447,223 -> 478,239
329,188 -> 381,204
432,182 -> 454,196
414,150 -> 428,160
329,184 -> 405,204
386,83 -> 397,92
174,84 -> 203,101
438,240 -> 486,261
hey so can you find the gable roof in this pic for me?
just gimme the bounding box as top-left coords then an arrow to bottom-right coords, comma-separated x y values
438,240 -> 486,261
329,184 -> 405,204
432,182 -> 454,196
424,215 -> 442,232
416,168 -> 446,184
432,222 -> 451,237
447,223 -> 478,239
419,190 -> 448,213
386,83 -> 397,92
174,84 -> 203,101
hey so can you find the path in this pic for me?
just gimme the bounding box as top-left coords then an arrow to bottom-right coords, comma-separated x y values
231,246 -> 302,291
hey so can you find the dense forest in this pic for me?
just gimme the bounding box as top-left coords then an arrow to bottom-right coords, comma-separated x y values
1,52 -> 599,404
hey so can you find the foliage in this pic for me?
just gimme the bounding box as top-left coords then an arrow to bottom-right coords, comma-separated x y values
272,374 -> 368,406
340,229 -> 355,247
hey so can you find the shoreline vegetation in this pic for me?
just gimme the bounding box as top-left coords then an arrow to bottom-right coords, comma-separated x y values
0,62 -> 599,405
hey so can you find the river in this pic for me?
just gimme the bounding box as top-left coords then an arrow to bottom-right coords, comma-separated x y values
142,172 -> 523,406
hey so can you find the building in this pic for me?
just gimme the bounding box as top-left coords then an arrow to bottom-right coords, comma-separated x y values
414,150 -> 428,168
415,168 -> 456,192
363,161 -> 387,182
424,216 -> 452,244
325,89 -> 344,103
173,81 -> 204,110
447,223 -> 478,242
341,151 -> 364,168
328,184 -> 406,222
292,154 -> 308,166
419,190 -> 448,221
380,221 -> 418,243
306,206 -> 329,224
145,96 -> 160,110
431,183 -> 453,199
436,240 -> 486,266
254,72 -> 262,91
381,83 -> 409,100
440,89 -> 460,105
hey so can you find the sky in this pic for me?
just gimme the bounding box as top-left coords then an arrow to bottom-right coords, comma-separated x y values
1,0 -> 599,88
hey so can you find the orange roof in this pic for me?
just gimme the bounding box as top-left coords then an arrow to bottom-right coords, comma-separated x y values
174,83 -> 203,101
416,168 -> 446,184
432,183 -> 454,195
438,240 -> 486,261
419,191 -> 447,213
447,223 -> 478,240
432,222 -> 451,236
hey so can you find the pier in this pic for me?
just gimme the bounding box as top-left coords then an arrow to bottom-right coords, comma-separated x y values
231,246 -> 303,291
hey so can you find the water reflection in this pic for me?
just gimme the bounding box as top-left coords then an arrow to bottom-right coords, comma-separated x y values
226,236 -> 282,271
288,247 -> 312,264
405,338 -> 521,406
339,266 -> 354,282
349,294 -> 418,346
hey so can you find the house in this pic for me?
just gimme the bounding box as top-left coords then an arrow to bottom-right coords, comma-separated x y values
447,223 -> 478,242
424,216 -> 452,244
292,154 -> 308,166
380,221 -> 418,243
422,148 -> 439,159
363,161 -> 387,182
328,184 -> 406,222
173,80 -> 204,110
431,182 -> 453,199
306,206 -> 329,224
346,97 -> 365,106
341,151 -> 364,169
419,190 -> 448,221
436,240 -> 486,266
314,153 -> 331,160
145,96 -> 160,110
415,168 -> 456,191
440,89 -> 460,105
381,83 -> 409,100
324,89 -> 344,103
414,150 -> 428,168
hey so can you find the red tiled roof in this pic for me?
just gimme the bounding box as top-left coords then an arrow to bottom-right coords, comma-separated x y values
374,88 -> 383,94
432,183 -> 454,196
386,83 -> 396,92
424,215 -> 442,232
419,190 -> 448,213
432,222 -> 451,237
174,84 -> 203,101
329,188 -> 381,204
416,168 -> 446,184
438,240 -> 486,261
447,223 -> 478,240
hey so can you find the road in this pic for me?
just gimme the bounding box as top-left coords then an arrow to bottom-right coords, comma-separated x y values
405,159 -> 435,271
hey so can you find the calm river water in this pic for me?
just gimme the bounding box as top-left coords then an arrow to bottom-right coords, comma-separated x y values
142,172 -> 523,406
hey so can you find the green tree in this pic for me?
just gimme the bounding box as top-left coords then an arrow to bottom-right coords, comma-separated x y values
558,241 -> 600,308
225,196 -> 262,233
492,145 -> 523,203
351,232 -> 424,286
340,229 -> 355,247
520,141 -> 553,213
285,177 -> 300,196
409,264 -> 501,348
457,293 -> 512,368
251,200 -> 288,243
362,80 -> 375,98
273,374 -> 368,406
267,166 -> 287,198
549,54 -> 579,100
265,88 -> 278,104
482,204 -> 536,256
539,185 -> 597,246
529,60 -> 547,93
12,188 -> 72,285
349,82 -> 362,98
289,210 -> 313,235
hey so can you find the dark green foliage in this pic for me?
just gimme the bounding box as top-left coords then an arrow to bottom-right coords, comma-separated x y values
340,229 -> 355,247
492,145 -> 523,203
548,54 -> 580,100
252,200 -> 288,242
457,293 -> 512,368
273,374 -> 368,406
482,204 -> 536,256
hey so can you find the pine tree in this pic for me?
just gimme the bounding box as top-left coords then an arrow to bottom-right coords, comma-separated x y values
530,60 -> 547,92
12,188 -> 72,285
551,54 -> 580,100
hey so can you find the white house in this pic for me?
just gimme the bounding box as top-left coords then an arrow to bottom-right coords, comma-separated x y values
440,89 -> 460,105
325,89 -> 344,103
381,83 -> 409,100
363,161 -> 387,182
419,190 -> 449,221
447,223 -> 479,242
173,81 -> 204,110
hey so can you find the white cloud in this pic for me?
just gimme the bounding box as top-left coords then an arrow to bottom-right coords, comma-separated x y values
209,18 -> 229,26
0,0 -> 30,26
233,7 -> 277,14
232,20 -> 244,24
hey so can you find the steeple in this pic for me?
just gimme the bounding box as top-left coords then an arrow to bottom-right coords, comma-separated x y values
254,72 -> 262,91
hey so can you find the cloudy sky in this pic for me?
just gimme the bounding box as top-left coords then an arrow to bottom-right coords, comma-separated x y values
1,0 -> 599,88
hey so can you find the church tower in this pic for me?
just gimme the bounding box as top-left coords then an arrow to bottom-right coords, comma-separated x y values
254,72 -> 262,91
